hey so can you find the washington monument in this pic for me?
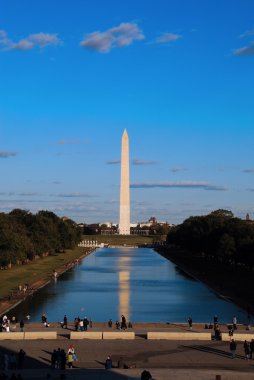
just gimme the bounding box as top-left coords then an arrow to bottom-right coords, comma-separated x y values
119,129 -> 130,235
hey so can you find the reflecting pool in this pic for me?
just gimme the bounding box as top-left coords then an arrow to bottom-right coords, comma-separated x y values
11,247 -> 247,323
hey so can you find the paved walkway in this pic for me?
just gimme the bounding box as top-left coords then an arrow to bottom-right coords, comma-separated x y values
1,336 -> 254,379
2,368 -> 254,380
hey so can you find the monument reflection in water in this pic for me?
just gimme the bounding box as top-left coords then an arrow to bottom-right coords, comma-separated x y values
11,247 -> 247,323
118,255 -> 131,320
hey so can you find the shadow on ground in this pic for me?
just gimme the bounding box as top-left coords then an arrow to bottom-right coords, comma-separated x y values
180,343 -> 245,360
0,345 -> 142,379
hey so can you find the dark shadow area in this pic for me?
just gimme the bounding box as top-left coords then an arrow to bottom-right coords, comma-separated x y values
57,334 -> 70,340
135,334 -> 146,339
113,346 -> 191,366
180,344 -> 245,360
0,344 -> 141,379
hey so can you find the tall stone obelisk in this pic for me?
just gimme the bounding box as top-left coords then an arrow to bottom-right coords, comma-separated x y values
119,129 -> 130,235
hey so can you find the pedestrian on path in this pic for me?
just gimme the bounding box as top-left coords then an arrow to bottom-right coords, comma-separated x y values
18,349 -> 26,369
67,352 -> 73,368
19,320 -> 24,332
62,315 -> 67,329
250,339 -> 254,359
188,316 -> 193,330
105,356 -> 112,369
232,316 -> 238,330
141,370 -> 152,380
244,340 -> 250,360
230,339 -> 237,359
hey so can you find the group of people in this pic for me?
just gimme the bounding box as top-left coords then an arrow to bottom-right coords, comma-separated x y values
108,315 -> 133,330
0,349 -> 26,372
50,345 -> 77,369
104,356 -> 153,379
230,339 -> 254,360
0,315 -> 25,333
73,316 -> 91,331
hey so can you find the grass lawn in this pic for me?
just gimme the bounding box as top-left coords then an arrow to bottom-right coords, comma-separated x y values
0,247 -> 88,299
0,235 -> 166,300
82,234 -> 165,245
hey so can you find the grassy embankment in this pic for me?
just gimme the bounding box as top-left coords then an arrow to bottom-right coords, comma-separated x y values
0,235 -> 162,301
0,246 -> 88,300
82,234 -> 164,245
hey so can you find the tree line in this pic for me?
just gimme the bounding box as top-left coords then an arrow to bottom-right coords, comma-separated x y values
0,209 -> 82,267
166,209 -> 254,268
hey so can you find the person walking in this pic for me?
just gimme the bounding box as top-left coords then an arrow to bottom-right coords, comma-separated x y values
83,316 -> 89,331
67,352 -> 73,368
79,319 -> 84,331
105,356 -> 112,369
141,370 -> 152,380
121,315 -> 127,330
232,316 -> 238,330
19,320 -> 24,332
213,315 -> 218,330
230,339 -> 237,359
188,316 -> 193,330
244,340 -> 250,360
63,315 -> 68,329
68,344 -> 75,355
18,349 -> 26,369
250,339 -> 254,359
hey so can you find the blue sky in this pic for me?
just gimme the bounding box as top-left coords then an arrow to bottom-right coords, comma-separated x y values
0,0 -> 254,224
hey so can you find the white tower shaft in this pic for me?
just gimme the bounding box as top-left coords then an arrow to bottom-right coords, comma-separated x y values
119,129 -> 130,235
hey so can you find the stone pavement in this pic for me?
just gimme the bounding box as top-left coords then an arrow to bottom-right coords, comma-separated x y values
1,337 -> 254,379
2,368 -> 254,380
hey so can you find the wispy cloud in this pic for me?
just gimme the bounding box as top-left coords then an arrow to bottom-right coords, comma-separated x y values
243,168 -> 254,173
80,22 -> 145,53
51,181 -> 61,185
57,140 -> 81,145
171,166 -> 188,173
18,192 -> 38,196
234,43 -> 254,56
131,181 -> 227,191
132,159 -> 159,166
54,192 -> 97,198
239,29 -> 254,38
155,32 -> 182,44
0,30 -> 61,51
0,191 -> 38,196
234,28 -> 254,56
106,159 -> 121,165
0,151 -> 16,158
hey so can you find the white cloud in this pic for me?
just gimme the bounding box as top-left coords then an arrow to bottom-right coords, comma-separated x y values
234,43 -> 254,56
0,30 -> 61,51
131,181 -> 227,191
28,33 -> 60,47
80,22 -> 145,53
155,32 -> 182,44
11,39 -> 34,51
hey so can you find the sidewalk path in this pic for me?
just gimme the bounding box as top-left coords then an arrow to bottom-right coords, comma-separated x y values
1,337 -> 254,379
